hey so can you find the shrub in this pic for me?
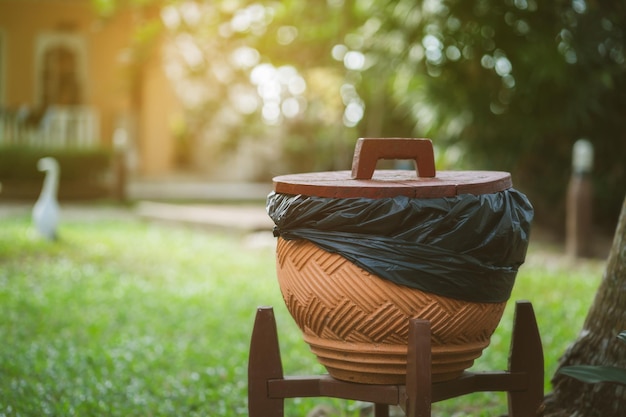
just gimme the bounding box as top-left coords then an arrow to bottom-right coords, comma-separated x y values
0,146 -> 113,200
0,146 -> 112,181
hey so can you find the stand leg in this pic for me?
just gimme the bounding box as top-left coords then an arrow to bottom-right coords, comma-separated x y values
508,301 -> 544,417
374,403 -> 390,417
248,306 -> 285,417
404,319 -> 432,417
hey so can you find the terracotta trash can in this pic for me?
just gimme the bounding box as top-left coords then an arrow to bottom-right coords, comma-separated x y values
267,138 -> 533,384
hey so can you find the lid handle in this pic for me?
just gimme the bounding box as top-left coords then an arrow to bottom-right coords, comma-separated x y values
351,138 -> 436,179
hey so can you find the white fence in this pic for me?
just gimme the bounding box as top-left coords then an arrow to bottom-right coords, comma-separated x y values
0,105 -> 100,148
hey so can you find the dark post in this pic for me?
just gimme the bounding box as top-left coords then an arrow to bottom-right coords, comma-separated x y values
507,301 -> 544,417
113,127 -> 128,202
405,318 -> 432,417
248,307 -> 285,417
566,138 -> 594,258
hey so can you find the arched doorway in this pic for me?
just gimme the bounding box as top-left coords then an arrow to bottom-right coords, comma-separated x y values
41,44 -> 81,107
35,33 -> 97,146
35,32 -> 87,108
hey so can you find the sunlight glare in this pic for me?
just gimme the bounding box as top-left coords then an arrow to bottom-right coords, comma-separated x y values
231,4 -> 268,33
211,62 -> 233,84
339,83 -> 358,106
572,0 -> 587,14
180,1 -> 201,26
343,101 -> 364,127
250,63 -> 275,86
281,97 -> 300,118
277,65 -> 298,82
445,45 -> 461,61
230,47 -> 260,69
332,44 -> 348,61
287,75 -> 306,95
257,80 -> 281,102
481,54 -> 495,69
494,56 -> 512,76
502,74 -> 516,89
343,51 -> 365,70
175,34 -> 204,69
262,102 -> 281,124
249,63 -> 307,122
277,26 -> 298,45
161,6 -> 180,30
423,34 -> 443,65
229,85 -> 259,115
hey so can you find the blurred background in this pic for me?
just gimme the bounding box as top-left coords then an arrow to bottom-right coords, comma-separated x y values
0,0 -> 624,235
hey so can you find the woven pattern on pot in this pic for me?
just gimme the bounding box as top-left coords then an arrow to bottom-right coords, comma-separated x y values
277,237 -> 506,346
276,237 -> 507,383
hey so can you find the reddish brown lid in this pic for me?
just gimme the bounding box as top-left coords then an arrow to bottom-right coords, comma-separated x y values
273,138 -> 512,199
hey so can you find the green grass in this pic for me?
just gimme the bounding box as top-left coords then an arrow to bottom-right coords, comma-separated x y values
0,209 -> 607,416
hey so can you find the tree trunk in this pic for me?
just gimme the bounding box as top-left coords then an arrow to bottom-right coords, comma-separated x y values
544,196 -> 626,416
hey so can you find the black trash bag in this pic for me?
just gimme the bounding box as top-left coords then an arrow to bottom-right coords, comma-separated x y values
267,189 -> 533,303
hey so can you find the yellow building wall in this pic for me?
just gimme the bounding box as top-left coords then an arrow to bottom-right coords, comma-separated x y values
0,0 -> 178,176
139,48 -> 177,176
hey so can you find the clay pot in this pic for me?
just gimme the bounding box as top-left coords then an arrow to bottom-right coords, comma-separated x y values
276,237 -> 506,384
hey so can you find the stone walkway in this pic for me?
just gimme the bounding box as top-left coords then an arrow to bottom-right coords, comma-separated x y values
135,201 -> 273,232
0,201 -> 273,233
0,180 -> 275,233
130,180 -> 275,231
127,180 -> 273,202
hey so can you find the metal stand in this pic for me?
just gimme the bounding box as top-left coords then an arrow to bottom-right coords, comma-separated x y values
248,300 -> 543,417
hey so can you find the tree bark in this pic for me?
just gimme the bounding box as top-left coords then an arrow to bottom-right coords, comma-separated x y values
544,196 -> 626,416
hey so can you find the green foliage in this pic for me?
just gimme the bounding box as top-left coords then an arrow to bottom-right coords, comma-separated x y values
558,331 -> 626,386
352,0 -> 626,231
559,365 -> 626,385
0,146 -> 112,181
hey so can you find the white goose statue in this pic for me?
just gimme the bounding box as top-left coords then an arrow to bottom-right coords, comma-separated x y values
32,157 -> 60,240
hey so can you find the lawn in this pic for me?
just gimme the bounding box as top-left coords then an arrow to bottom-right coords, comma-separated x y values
0,206 -> 607,416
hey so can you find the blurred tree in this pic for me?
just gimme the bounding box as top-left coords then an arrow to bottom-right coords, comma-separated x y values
94,0 -> 625,229
95,0 -> 365,178
350,0 -> 625,231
